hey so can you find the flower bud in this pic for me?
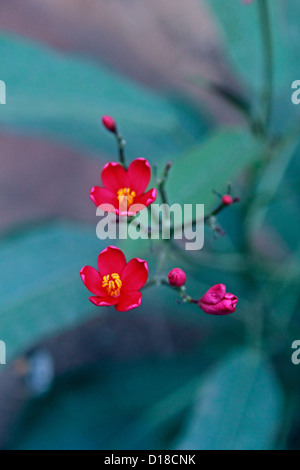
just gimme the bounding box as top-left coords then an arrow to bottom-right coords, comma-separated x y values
102,116 -> 117,134
198,284 -> 238,316
222,195 -> 234,206
168,268 -> 187,287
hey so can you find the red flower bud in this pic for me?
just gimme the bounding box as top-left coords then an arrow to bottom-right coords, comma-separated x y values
222,195 -> 234,206
102,116 -> 117,134
198,284 -> 238,316
168,268 -> 187,287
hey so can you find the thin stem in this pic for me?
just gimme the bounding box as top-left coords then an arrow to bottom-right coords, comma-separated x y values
116,133 -> 127,168
157,161 -> 173,205
144,277 -> 197,304
182,198 -> 240,234
258,0 -> 274,128
204,201 -> 231,222
143,278 -> 161,290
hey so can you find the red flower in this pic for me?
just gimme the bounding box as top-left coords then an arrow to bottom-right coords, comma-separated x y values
198,284 -> 238,316
168,268 -> 187,287
90,158 -> 157,216
80,246 -> 148,312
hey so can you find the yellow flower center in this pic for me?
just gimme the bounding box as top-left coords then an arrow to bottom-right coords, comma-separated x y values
117,187 -> 136,208
102,273 -> 122,297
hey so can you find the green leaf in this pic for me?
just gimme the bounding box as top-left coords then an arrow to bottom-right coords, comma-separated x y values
207,0 -> 297,93
10,355 -> 205,450
0,223 -> 106,360
167,128 -> 262,209
247,139 -> 299,240
193,76 -> 252,118
0,32 -> 206,161
176,349 -> 284,450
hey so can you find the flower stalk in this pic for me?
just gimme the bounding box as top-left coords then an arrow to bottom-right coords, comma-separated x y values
258,0 -> 274,129
157,161 -> 173,205
116,133 -> 127,168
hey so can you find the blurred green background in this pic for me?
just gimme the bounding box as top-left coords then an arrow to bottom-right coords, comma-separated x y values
0,0 -> 300,450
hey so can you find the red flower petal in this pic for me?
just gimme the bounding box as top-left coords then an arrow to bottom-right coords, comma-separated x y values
102,162 -> 129,193
224,294 -> 239,311
89,296 -> 119,307
115,291 -> 143,312
121,258 -> 149,291
201,284 -> 227,305
80,266 -> 106,296
128,158 -> 151,196
199,302 -> 231,316
90,187 -> 118,212
134,188 -> 157,209
98,246 -> 127,277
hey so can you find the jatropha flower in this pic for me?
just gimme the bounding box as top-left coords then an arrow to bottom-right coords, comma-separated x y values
168,268 -> 187,288
90,158 -> 157,216
80,246 -> 148,312
199,284 -> 238,316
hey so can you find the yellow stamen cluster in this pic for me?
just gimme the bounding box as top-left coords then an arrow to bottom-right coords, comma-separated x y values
102,273 -> 122,297
117,187 -> 136,207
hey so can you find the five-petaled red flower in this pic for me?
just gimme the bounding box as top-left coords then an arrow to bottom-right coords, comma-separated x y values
80,246 -> 148,312
90,158 -> 157,216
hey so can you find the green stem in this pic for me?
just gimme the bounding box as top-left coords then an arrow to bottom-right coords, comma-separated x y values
258,0 -> 274,128
204,202 -> 231,222
143,278 -> 161,290
144,277 -> 197,304
116,133 -> 127,168
182,198 -> 240,235
157,161 -> 172,205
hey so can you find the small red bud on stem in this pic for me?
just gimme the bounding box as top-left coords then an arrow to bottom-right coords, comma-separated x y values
222,195 -> 234,206
168,268 -> 187,287
102,116 -> 117,134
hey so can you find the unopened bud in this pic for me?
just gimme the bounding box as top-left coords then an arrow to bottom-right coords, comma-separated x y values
199,284 -> 238,316
168,268 -> 187,288
102,116 -> 117,134
222,195 -> 234,206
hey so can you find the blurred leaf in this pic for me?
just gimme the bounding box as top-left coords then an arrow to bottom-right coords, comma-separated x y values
0,32 -> 206,161
13,348 -> 283,450
207,0 -> 296,91
0,223 -> 106,359
10,354 -> 205,450
193,76 -> 252,117
167,128 -> 262,210
176,349 -> 284,450
247,139 -> 299,241
206,0 -> 300,133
